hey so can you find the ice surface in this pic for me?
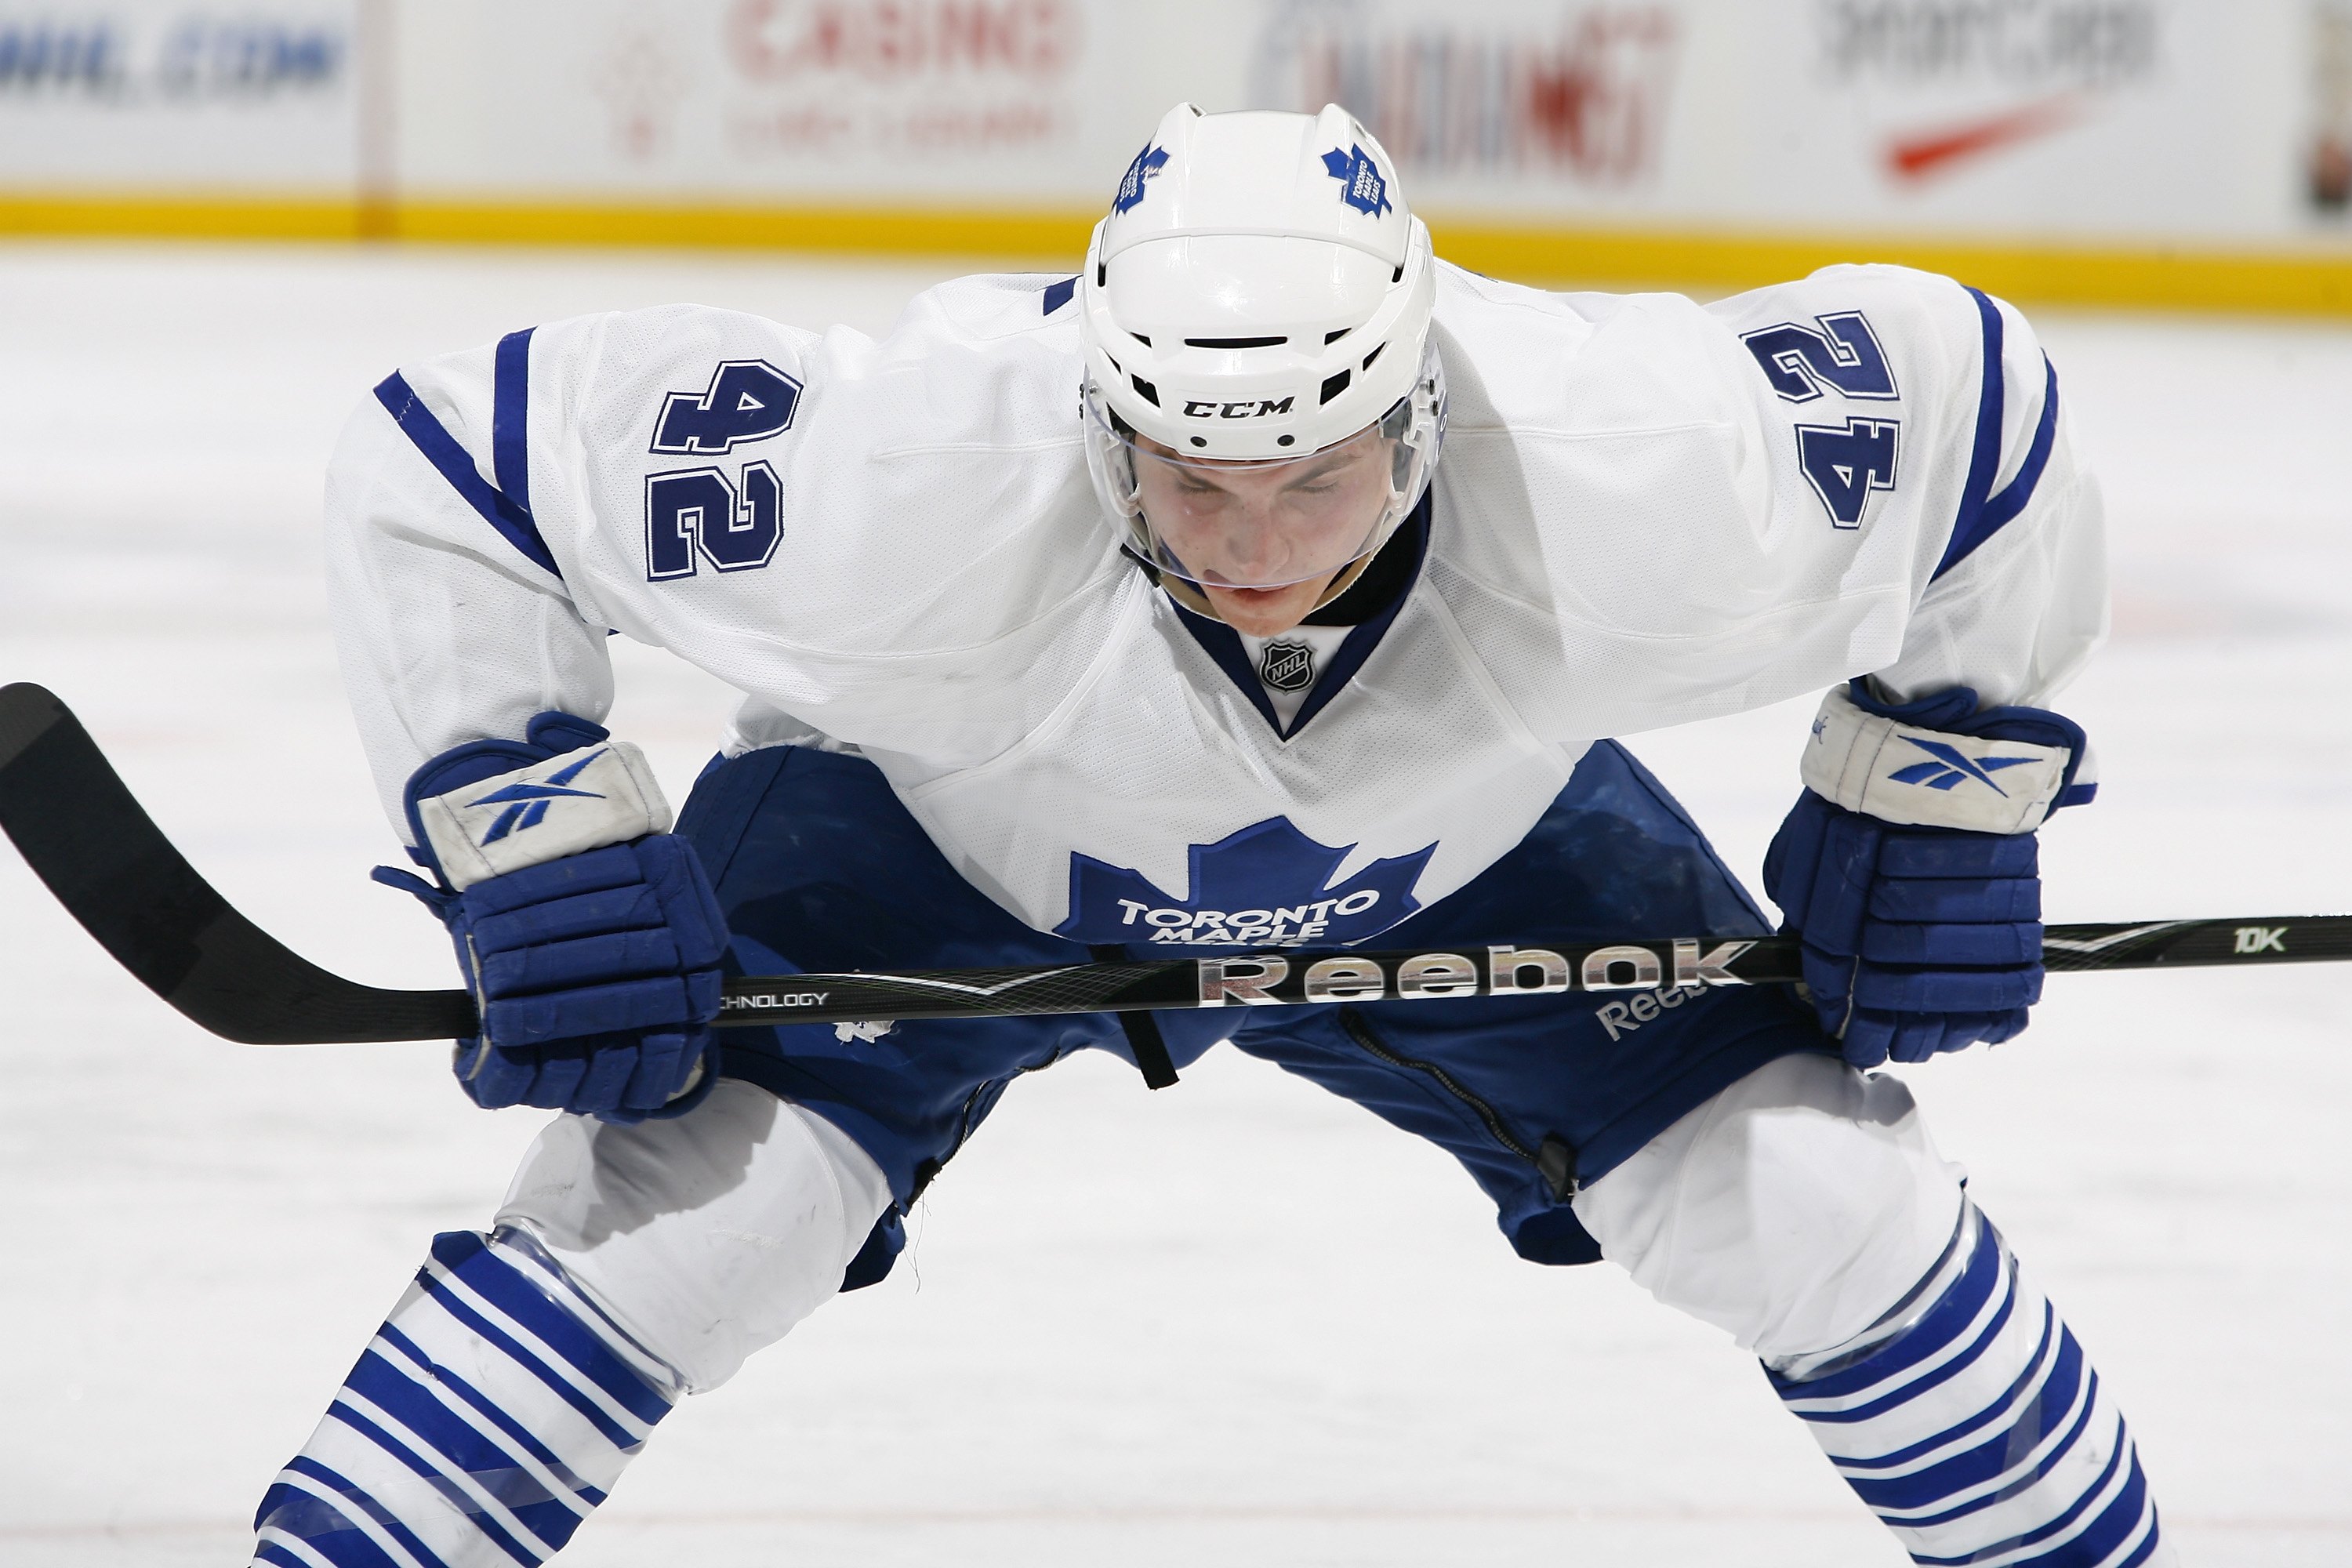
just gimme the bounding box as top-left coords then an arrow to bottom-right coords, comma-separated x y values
0,245 -> 2347,1566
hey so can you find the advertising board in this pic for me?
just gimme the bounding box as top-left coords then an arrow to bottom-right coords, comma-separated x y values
0,1 -> 358,187
0,0 -> 2345,310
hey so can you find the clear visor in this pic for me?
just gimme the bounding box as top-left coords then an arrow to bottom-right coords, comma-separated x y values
1083,367 -> 1441,594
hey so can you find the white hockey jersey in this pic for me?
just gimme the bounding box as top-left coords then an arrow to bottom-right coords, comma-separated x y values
324,261 -> 2105,948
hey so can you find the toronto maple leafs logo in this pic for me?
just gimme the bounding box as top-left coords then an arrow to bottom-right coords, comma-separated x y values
1886,737 -> 2038,795
466,750 -> 607,844
1259,639 -> 1315,693
1055,817 -> 1436,947
1320,144 -> 1392,217
1113,143 -> 1170,215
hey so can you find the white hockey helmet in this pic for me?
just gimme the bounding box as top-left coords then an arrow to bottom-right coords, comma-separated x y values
1079,103 -> 1444,615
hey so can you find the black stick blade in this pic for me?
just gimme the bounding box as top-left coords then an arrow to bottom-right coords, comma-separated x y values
0,683 -> 476,1044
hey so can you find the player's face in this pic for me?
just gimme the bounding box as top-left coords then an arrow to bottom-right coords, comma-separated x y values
1129,426 -> 1395,637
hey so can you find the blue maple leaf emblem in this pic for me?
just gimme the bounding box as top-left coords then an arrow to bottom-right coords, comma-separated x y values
1319,144 -> 1392,217
1886,737 -> 2038,795
1056,817 -> 1436,947
467,750 -> 605,843
1112,143 -> 1171,215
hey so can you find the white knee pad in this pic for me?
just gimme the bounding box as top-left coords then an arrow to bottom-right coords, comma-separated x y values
495,1080 -> 893,1393
1572,1053 -> 1967,1363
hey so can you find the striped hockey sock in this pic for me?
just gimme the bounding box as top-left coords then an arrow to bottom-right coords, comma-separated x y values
1769,1206 -> 2166,1567
250,1227 -> 681,1567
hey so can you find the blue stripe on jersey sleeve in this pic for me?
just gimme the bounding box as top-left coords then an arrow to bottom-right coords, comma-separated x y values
1936,287 -> 2006,585
492,328 -> 535,517
372,368 -> 561,581
1941,355 -> 2060,580
1042,276 -> 1077,315
1933,293 -> 2061,583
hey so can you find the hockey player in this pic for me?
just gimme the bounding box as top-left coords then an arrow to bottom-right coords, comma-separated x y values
251,104 -> 2164,1566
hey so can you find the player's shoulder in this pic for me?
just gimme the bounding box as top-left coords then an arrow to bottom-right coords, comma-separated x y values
1432,260 -> 2006,438
1707,262 -> 1986,339
523,300 -> 815,387
883,270 -> 1087,350
518,270 -> 1077,347
1704,263 -> 2003,408
533,275 -> 1081,449
540,280 -> 1099,663
517,303 -> 820,457
1430,261 -> 1750,435
848,270 -> 1088,448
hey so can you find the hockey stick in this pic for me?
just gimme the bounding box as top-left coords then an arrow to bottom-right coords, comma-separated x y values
6,681 -> 2350,1046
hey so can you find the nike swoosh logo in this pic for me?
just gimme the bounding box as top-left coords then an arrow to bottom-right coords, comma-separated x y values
1886,96 -> 2078,181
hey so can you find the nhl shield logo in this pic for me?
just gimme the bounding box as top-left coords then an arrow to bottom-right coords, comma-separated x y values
1260,640 -> 1315,692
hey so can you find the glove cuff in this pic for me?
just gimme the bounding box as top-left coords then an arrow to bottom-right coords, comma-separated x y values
415,741 -> 673,890
1800,683 -> 2078,835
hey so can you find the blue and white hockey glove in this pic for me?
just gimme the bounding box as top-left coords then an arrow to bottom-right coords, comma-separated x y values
372,712 -> 728,1123
1763,681 -> 2093,1069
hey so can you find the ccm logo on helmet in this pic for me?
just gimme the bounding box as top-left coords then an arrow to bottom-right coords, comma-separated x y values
1183,397 -> 1295,419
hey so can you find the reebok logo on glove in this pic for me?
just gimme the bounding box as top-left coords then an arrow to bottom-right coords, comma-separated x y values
417,743 -> 671,890
1885,737 -> 2042,796
463,750 -> 609,842
1803,686 -> 2071,834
